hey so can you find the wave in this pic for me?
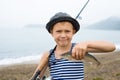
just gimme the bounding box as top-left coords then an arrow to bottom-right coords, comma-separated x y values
0,44 -> 120,66
0,54 -> 43,66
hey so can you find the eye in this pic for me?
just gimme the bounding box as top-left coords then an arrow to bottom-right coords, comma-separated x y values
65,30 -> 71,33
56,30 -> 62,33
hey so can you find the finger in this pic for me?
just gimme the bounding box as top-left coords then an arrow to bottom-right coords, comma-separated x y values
78,49 -> 83,60
75,48 -> 79,60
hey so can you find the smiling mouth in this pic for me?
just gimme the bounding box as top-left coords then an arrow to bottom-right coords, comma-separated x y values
59,40 -> 67,42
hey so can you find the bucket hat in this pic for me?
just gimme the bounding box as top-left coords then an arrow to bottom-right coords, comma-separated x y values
46,12 -> 80,33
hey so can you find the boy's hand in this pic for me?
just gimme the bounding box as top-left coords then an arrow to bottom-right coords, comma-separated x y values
72,43 -> 88,60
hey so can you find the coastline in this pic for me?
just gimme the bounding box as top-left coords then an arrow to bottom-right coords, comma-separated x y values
0,51 -> 120,80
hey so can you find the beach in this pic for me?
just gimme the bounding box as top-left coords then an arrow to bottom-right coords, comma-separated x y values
0,51 -> 120,80
0,63 -> 38,80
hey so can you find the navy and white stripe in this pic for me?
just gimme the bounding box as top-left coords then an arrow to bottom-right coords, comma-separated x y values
49,53 -> 84,80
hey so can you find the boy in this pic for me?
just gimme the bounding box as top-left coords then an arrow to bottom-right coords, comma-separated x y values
31,12 -> 115,80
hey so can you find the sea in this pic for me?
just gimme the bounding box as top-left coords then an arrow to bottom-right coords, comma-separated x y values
0,27 -> 120,66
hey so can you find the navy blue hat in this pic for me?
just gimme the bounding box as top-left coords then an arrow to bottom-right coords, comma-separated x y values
46,12 -> 80,33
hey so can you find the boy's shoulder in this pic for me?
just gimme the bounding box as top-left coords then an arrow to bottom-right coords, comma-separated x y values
42,51 -> 50,58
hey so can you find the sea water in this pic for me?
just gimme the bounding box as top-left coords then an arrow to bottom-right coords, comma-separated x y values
0,27 -> 120,65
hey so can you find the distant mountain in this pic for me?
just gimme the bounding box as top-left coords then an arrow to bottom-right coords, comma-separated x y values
85,16 -> 120,30
24,24 -> 45,28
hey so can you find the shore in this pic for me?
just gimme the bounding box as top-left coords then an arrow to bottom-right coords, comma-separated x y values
0,51 -> 120,80
0,63 -> 38,80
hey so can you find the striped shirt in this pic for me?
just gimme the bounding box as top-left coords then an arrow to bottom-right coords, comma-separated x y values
48,43 -> 84,80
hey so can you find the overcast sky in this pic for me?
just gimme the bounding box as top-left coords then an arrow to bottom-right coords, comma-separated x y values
0,0 -> 120,28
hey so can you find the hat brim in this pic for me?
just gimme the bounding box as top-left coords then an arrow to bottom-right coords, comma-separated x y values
46,17 -> 80,33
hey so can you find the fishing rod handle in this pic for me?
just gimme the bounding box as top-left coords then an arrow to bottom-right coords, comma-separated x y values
31,70 -> 41,80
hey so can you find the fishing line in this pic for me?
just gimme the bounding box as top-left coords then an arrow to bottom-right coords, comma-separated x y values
75,0 -> 90,19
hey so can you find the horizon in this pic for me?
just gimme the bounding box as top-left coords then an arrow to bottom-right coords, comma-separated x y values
0,15 -> 120,29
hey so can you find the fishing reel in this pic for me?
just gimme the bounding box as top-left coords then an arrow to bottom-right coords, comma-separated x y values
36,76 -> 46,80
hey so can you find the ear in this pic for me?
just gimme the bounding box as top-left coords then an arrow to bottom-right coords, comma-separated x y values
50,29 -> 53,33
73,30 -> 76,34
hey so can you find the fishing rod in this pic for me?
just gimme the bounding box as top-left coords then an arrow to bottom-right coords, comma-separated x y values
75,0 -> 90,19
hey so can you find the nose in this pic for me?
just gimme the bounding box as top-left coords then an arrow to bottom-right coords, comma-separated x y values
61,32 -> 66,37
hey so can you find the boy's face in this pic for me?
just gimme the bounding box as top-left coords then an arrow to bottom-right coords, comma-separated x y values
51,21 -> 76,47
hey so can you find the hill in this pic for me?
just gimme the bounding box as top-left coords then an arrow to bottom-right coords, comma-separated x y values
85,16 -> 120,30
